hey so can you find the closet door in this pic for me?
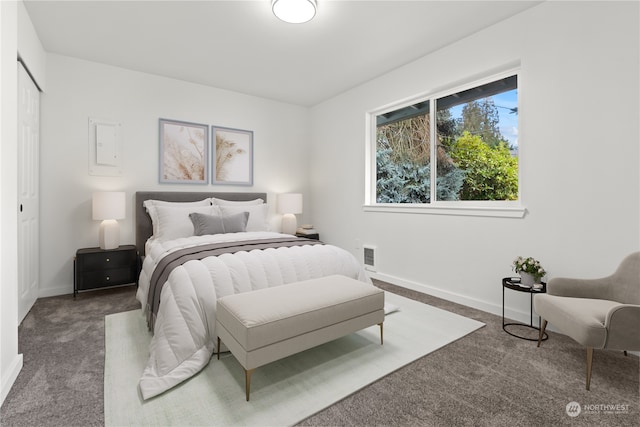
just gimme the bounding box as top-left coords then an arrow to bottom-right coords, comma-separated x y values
17,62 -> 40,323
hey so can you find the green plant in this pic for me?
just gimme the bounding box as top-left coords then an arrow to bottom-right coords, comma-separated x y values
376,147 -> 431,203
376,147 -> 465,203
512,256 -> 546,281
450,131 -> 518,200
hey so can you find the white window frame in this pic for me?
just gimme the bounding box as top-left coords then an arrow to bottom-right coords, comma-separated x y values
364,68 -> 525,218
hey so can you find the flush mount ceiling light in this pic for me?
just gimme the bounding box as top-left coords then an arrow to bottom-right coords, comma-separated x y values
272,0 -> 317,24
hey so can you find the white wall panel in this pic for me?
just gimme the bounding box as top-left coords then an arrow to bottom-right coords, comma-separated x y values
39,55 -> 310,296
309,1 -> 640,322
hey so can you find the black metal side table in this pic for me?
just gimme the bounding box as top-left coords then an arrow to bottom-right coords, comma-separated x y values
502,277 -> 548,342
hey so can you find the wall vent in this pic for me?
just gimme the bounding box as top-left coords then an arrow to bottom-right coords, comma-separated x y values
363,245 -> 376,272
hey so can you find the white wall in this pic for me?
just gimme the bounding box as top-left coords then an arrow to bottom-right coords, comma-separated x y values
39,54 -> 311,296
309,1 -> 640,322
0,0 -> 23,406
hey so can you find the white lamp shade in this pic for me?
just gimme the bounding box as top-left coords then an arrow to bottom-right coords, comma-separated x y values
272,0 -> 316,24
92,191 -> 125,220
277,193 -> 303,215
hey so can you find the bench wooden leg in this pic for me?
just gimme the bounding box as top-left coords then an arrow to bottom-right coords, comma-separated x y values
217,337 -> 221,360
379,322 -> 384,345
245,368 -> 255,401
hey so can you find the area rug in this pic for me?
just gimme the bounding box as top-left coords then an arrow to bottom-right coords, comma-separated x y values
104,292 -> 484,426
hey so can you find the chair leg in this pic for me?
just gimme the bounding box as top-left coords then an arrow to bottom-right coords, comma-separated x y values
586,347 -> 593,391
624,350 -> 628,357
537,319 -> 548,347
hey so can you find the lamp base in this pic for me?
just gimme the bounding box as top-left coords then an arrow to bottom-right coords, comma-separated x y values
99,219 -> 120,250
281,214 -> 297,235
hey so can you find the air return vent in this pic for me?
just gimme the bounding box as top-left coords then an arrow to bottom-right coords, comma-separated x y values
363,245 -> 376,272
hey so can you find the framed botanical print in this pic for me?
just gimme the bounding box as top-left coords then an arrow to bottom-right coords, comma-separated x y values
212,126 -> 253,186
159,118 -> 208,184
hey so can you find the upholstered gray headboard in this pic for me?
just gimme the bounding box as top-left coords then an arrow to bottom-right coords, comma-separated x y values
135,191 -> 267,256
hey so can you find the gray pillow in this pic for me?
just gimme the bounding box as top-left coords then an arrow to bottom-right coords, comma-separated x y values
189,211 -> 250,236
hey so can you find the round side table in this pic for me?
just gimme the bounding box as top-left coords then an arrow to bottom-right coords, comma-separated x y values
502,277 -> 548,342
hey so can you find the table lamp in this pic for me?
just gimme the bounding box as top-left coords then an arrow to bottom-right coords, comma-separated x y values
277,193 -> 302,235
92,191 -> 125,250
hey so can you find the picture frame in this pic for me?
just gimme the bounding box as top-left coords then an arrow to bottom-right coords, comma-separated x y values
158,118 -> 209,184
212,126 -> 253,186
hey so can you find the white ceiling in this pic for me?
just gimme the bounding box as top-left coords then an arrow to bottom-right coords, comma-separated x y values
24,0 -> 542,106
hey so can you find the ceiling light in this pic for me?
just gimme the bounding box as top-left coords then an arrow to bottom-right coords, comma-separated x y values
272,0 -> 317,24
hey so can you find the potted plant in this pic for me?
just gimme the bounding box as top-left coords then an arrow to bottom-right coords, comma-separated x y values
512,256 -> 546,286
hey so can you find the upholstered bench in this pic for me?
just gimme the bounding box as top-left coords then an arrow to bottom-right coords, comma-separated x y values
216,274 -> 385,401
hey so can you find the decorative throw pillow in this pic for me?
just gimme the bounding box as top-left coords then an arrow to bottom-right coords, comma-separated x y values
189,212 -> 249,236
219,204 -> 269,232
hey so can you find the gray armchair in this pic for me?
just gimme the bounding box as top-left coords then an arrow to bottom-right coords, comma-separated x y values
534,252 -> 640,390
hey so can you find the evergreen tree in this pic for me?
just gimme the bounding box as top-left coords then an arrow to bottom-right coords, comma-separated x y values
436,108 -> 458,150
459,98 -> 505,148
376,147 -> 464,203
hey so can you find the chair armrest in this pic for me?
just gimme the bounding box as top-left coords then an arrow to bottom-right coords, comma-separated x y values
546,276 -> 612,299
604,304 -> 640,351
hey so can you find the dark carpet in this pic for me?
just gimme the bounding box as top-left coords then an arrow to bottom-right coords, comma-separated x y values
1,281 -> 638,426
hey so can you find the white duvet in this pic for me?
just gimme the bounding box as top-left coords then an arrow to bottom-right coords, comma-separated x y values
135,231 -> 371,400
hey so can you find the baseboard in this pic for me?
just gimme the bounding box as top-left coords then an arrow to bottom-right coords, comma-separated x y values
1,353 -> 23,406
370,271 -> 536,325
38,285 -> 71,298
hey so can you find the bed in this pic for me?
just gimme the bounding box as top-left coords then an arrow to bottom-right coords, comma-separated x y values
134,191 -> 371,400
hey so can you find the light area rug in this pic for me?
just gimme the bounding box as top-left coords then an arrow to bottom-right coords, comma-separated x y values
104,292 -> 484,427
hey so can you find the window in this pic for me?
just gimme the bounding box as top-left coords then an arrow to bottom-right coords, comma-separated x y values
368,71 -> 523,217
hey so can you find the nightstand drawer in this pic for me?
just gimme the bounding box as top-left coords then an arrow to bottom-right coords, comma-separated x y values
77,249 -> 136,271
77,267 -> 137,290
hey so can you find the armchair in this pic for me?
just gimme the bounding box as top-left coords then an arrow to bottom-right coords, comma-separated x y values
534,252 -> 640,390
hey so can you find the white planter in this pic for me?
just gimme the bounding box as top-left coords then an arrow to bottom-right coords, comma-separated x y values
519,272 -> 536,287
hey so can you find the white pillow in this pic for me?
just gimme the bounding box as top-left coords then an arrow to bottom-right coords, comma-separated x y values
219,204 -> 269,232
153,205 -> 219,241
144,198 -> 212,236
211,197 -> 264,206
144,198 -> 211,208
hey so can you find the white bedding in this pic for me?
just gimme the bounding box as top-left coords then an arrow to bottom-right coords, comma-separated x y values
136,231 -> 371,400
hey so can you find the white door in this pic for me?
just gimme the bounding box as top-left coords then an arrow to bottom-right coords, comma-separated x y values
17,62 -> 40,323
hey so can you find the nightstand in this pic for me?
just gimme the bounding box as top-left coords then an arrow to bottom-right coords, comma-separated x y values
74,245 -> 139,298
